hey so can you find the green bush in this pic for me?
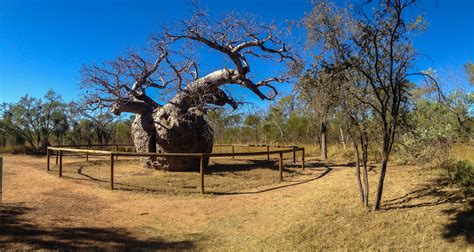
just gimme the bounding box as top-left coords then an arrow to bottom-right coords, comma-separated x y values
451,160 -> 474,195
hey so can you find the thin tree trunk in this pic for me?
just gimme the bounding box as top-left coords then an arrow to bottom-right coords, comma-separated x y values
374,149 -> 389,210
314,125 -> 321,147
353,141 -> 365,204
361,134 -> 369,208
255,128 -> 258,144
340,126 -> 347,150
321,121 -> 328,159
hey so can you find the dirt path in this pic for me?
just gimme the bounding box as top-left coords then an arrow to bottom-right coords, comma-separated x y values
1,155 -> 471,250
0,155 -> 332,250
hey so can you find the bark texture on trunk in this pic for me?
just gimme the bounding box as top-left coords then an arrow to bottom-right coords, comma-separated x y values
321,121 -> 328,160
129,69 -> 239,171
374,154 -> 388,210
353,141 -> 364,204
130,104 -> 213,171
131,112 -> 158,167
361,134 -> 369,208
153,104 -> 213,171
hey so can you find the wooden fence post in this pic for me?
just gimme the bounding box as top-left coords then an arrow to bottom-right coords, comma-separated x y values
293,146 -> 296,164
232,145 -> 235,159
59,150 -> 63,177
200,155 -> 205,194
110,153 -> 114,190
47,148 -> 50,171
301,148 -> 305,170
279,152 -> 283,182
267,145 -> 270,160
55,150 -> 59,165
0,157 -> 3,206
86,145 -> 89,162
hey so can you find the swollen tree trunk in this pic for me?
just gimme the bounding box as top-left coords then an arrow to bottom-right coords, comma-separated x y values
131,107 -> 213,171
153,104 -> 213,171
321,121 -> 328,159
129,69 -> 241,171
131,112 -> 158,167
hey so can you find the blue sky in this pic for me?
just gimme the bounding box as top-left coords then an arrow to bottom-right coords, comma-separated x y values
0,0 -> 473,108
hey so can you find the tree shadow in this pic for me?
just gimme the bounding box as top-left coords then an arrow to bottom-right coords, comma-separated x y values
382,179 -> 465,210
212,165 -> 332,195
0,203 -> 195,250
207,159 -> 278,173
207,158 -> 354,174
51,159 -> 333,196
442,200 -> 473,244
382,178 -> 472,244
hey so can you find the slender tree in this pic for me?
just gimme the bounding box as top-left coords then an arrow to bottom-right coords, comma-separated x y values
305,0 -> 426,209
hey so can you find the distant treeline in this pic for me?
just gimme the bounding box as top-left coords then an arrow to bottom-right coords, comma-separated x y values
0,90 -> 133,154
2,81 -> 471,159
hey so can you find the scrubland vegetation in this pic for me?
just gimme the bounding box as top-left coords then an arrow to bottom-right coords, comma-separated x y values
0,0 -> 473,250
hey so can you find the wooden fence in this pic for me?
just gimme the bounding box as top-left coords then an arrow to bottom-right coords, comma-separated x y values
46,144 -> 305,194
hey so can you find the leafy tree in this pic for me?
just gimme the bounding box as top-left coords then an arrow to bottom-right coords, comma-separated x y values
0,103 -> 13,148
264,96 -> 297,143
207,110 -> 242,144
52,112 -> 69,145
399,98 -> 459,164
88,113 -> 116,146
113,116 -> 133,145
298,68 -> 343,159
305,0 -> 427,209
244,114 -> 262,144
420,66 -> 474,141
3,90 -> 67,153
68,119 -> 94,145
265,103 -> 287,143
465,63 -> 474,85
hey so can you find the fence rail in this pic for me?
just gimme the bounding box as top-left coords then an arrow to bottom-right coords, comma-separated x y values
46,144 -> 305,193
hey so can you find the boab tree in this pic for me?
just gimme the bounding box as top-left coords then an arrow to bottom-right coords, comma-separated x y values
80,9 -> 299,171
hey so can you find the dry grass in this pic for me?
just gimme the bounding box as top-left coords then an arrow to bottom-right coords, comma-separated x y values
452,143 -> 474,162
47,154 -> 309,194
264,164 -> 472,250
1,150 -> 473,250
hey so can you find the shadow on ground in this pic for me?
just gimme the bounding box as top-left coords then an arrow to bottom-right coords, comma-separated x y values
443,200 -> 473,244
383,181 -> 464,210
383,178 -> 467,210
208,158 -> 355,173
383,179 -> 473,244
207,159 -> 277,173
212,163 -> 333,195
51,159 -> 335,196
0,203 -> 195,250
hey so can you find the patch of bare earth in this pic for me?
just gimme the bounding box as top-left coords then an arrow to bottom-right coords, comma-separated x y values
0,154 -> 472,250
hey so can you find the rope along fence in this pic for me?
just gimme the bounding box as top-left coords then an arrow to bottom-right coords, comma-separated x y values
46,144 -> 305,193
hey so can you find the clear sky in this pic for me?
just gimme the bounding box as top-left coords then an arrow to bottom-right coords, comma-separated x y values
0,0 -> 473,107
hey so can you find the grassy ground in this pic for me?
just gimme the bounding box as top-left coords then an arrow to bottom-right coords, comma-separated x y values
452,143 -> 474,162
46,155 -> 309,194
0,149 -> 472,250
